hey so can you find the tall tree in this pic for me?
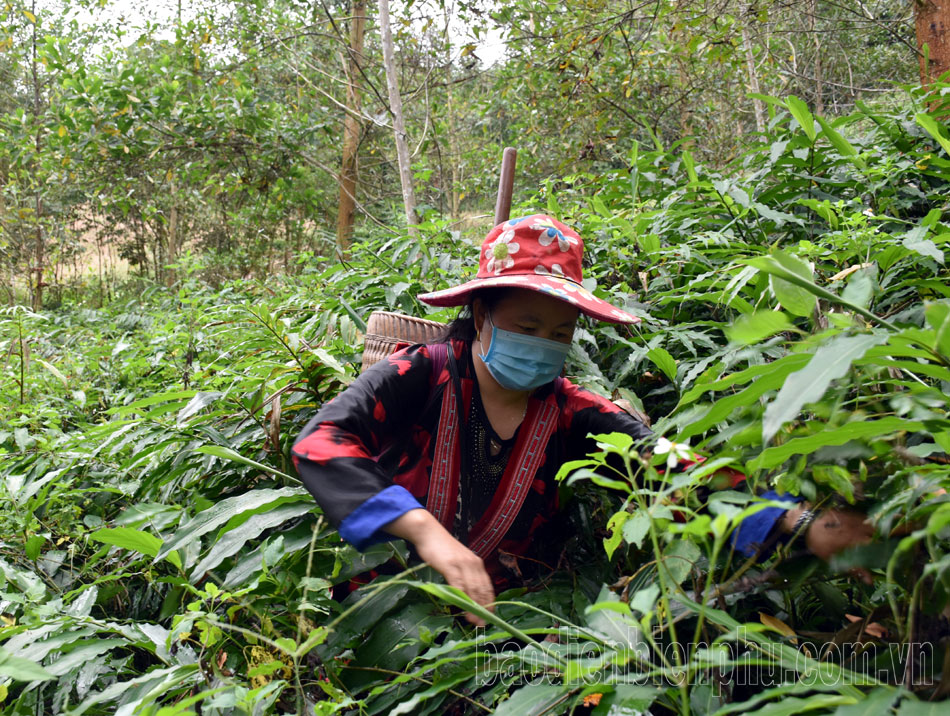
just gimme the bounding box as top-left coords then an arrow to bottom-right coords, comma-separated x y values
29,0 -> 44,310
378,0 -> 419,234
916,0 -> 950,86
336,0 -> 366,255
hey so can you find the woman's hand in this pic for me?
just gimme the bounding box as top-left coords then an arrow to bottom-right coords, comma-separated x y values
782,505 -> 874,583
384,509 -> 495,625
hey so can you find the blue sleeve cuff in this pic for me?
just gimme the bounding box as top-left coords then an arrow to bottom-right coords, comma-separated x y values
338,485 -> 424,551
731,490 -> 804,558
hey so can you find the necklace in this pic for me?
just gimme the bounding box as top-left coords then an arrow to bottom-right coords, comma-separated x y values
488,402 -> 527,453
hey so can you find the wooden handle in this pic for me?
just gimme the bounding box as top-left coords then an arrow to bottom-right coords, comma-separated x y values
493,147 -> 517,226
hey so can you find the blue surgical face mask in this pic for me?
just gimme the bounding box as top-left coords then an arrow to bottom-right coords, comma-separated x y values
477,313 -> 572,391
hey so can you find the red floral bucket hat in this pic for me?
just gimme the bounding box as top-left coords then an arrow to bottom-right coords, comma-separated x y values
418,214 -> 640,324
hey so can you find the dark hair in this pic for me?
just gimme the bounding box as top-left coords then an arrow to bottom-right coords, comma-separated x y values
439,287 -> 512,343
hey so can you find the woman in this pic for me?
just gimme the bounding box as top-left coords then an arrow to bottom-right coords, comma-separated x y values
292,215 -> 872,622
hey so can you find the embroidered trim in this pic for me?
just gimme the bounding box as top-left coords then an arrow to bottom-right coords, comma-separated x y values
426,380 -> 460,528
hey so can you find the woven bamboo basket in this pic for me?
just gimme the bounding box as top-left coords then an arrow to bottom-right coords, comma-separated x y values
361,311 -> 445,371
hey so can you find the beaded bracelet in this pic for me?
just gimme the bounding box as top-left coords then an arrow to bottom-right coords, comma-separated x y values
792,508 -> 819,535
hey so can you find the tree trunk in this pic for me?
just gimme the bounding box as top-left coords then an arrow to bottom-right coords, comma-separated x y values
166,199 -> 179,287
917,0 -> 950,87
337,0 -> 366,256
30,0 -> 44,311
443,6 -> 461,220
741,5 -> 765,134
378,0 -> 419,234
809,0 -> 824,115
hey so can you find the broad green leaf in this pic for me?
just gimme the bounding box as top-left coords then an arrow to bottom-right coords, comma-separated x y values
663,538 -> 700,585
194,445 -> 297,481
679,353 -> 810,406
107,390 -> 198,417
749,418 -> 925,471
156,487 -> 309,562
902,237 -> 944,265
762,332 -> 889,443
892,700 -> 944,716
176,391 -> 223,423
816,116 -> 866,169
915,112 -> 950,157
89,528 -> 182,570
925,301 -> 950,357
647,346 -> 677,382
786,95 -> 816,141
764,252 -> 817,317
725,311 -> 792,345
752,203 -> 805,227
493,685 -> 571,715
830,687 -> 898,715
621,511 -> 650,549
190,501 -> 313,577
603,511 -> 629,559
737,694 -> 858,715
841,266 -> 876,309
744,253 -> 896,331
677,354 -> 812,441
0,647 -> 54,682
89,527 -> 162,557
69,665 -> 202,716
45,639 -> 128,677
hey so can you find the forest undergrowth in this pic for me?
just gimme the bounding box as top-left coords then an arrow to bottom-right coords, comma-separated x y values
2,91 -> 950,715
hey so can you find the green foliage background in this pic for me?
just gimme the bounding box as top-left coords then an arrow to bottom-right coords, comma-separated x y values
2,0 -> 950,714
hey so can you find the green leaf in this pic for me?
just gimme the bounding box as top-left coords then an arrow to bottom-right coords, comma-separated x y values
663,539 -> 700,585
25,535 -> 44,561
676,354 -> 812,441
902,237 -> 944,265
69,665 -> 202,716
177,391 -> 223,423
894,697 -> 948,715
762,332 -> 889,443
494,685 -> 571,715
603,511 -> 629,559
831,687 -> 898,715
753,203 -> 805,227
725,311 -> 792,345
736,694 -> 858,715
190,501 -> 313,577
816,116 -> 866,169
156,487 -> 309,563
194,445 -> 297,482
0,647 -> 54,682
765,252 -> 817,317
743,253 -> 895,331
622,511 -> 651,549
749,418 -> 925,471
89,527 -> 182,570
89,527 -> 162,557
647,346 -> 677,382
840,266 -> 876,310
925,301 -> 950,357
786,95 -> 816,142
915,112 -> 950,157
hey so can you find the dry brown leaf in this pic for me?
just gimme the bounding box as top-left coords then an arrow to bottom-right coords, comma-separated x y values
844,613 -> 888,639
759,612 -> 798,644
582,693 -> 603,707
829,263 -> 873,282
